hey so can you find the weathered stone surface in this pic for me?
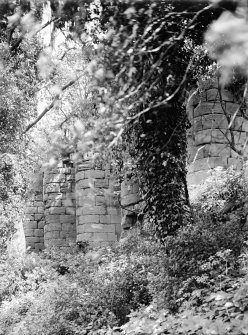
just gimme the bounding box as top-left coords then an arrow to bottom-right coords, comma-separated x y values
46,222 -> 62,231
60,215 -> 75,224
194,130 -> 212,145
26,236 -> 40,244
110,215 -> 121,224
38,221 -> 45,229
94,179 -> 109,188
85,170 -> 105,179
95,195 -> 105,206
46,183 -> 60,193
34,229 -> 44,237
75,171 -> 85,181
121,194 -> 140,207
194,103 -> 223,118
99,215 -> 111,224
46,215 -> 60,224
49,207 -> 66,215
28,221 -> 38,229
80,206 -> 106,215
77,179 -> 93,189
77,233 -> 93,241
61,223 -> 75,231
78,214 -> 100,224
26,207 -> 37,214
24,229 -> 34,237
202,114 -> 228,130
91,232 -> 108,241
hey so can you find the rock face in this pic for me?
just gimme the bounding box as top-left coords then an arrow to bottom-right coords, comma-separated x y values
187,78 -> 248,185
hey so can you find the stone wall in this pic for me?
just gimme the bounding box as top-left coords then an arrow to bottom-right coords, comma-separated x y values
43,164 -> 76,248
76,159 -> 121,247
24,192 -> 45,251
187,78 -> 248,185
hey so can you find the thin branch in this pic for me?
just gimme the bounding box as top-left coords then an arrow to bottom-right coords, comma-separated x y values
24,77 -> 81,133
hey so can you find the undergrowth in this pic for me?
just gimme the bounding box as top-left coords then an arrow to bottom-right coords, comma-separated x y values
0,167 -> 248,334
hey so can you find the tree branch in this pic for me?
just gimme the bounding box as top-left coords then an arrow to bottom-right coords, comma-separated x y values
24,77 -> 80,133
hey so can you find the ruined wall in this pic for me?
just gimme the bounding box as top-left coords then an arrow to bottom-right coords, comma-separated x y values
43,164 -> 76,248
187,78 -> 248,185
24,191 -> 45,251
76,159 -> 121,247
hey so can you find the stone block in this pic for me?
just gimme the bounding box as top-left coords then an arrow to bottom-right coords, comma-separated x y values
77,161 -> 94,171
77,196 -> 95,206
95,195 -> 105,206
27,221 -> 38,229
35,195 -> 43,201
194,130 -> 211,145
62,192 -> 76,200
49,207 -> 66,215
38,221 -> 45,229
78,215 -> 100,224
26,236 -> 40,244
94,179 -> 109,188
121,194 -> 140,207
225,102 -> 241,115
77,179 -> 94,189
24,229 -> 34,237
45,230 -> 60,239
62,222 -> 75,231
91,232 -> 108,242
107,207 -> 120,216
67,173 -> 75,180
110,215 -> 121,224
77,233 -> 93,241
45,183 -> 60,193
35,214 -> 44,221
207,88 -> 235,102
24,214 -> 35,220
75,171 -> 85,181
60,215 -> 75,224
35,201 -> 44,207
85,170 -> 105,179
227,157 -> 243,169
211,129 -> 229,144
192,116 -> 202,133
121,182 -> 133,196
45,199 -> 62,207
60,182 -> 72,193
77,223 -> 104,234
47,193 -> 63,200
53,174 -> 66,183
46,215 -> 60,224
80,206 -> 106,215
204,143 -> 231,157
99,215 -> 111,224
107,233 -> 117,242
201,114 -> 228,130
66,207 -> 75,215
62,198 -> 74,207
37,207 -> 44,214
46,222 -> 62,231
241,120 -> 248,132
34,229 -> 44,237
26,207 -> 37,214
50,239 -> 67,247
60,230 -> 76,238
194,102 -> 223,118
